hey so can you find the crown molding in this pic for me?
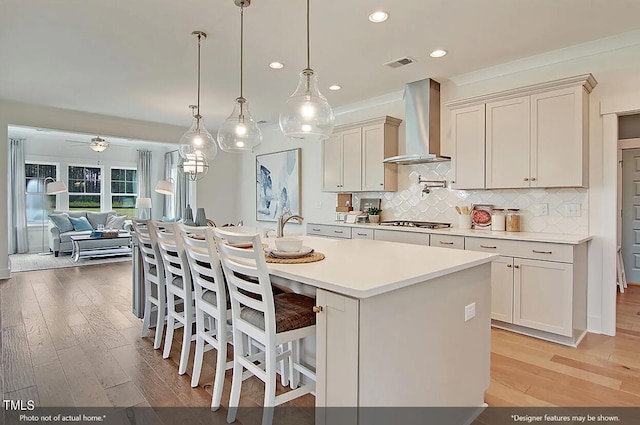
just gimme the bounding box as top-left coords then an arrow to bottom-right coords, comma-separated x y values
450,29 -> 640,87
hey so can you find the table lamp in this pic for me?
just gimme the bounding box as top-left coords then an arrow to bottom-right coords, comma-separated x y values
135,197 -> 152,219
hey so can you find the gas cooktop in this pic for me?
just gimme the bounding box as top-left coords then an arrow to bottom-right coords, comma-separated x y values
378,220 -> 452,229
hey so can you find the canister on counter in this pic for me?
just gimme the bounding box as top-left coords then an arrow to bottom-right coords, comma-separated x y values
506,208 -> 521,232
491,208 -> 506,231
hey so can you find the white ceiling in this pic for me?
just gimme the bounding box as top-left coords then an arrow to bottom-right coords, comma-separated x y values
2,0 -> 640,134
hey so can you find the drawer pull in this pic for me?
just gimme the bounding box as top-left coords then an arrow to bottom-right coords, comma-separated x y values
439,241 -> 454,245
514,265 -> 520,269
356,232 -> 368,236
532,249 -> 552,254
312,306 -> 323,314
531,177 -> 537,181
312,228 -> 321,232
524,177 -> 529,181
506,264 -> 512,268
334,230 -> 344,234
480,245 -> 497,249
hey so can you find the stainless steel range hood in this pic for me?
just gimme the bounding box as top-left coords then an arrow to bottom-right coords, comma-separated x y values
383,78 -> 450,164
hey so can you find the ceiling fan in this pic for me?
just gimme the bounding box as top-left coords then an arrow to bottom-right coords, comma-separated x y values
65,136 -> 110,152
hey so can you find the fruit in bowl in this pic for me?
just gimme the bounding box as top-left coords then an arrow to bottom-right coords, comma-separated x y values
275,236 -> 304,252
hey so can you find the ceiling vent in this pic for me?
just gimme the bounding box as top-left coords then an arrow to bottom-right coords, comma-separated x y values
384,56 -> 416,68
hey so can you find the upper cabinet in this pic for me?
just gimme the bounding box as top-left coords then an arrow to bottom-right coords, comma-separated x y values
447,74 -> 596,190
322,116 -> 401,192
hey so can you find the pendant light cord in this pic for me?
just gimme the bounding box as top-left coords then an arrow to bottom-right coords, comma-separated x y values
240,4 -> 244,99
196,33 -> 202,118
306,0 -> 310,70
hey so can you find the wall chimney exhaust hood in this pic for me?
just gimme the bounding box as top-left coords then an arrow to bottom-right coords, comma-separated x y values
383,78 -> 449,165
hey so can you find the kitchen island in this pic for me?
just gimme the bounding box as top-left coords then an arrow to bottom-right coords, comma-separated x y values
263,236 -> 497,424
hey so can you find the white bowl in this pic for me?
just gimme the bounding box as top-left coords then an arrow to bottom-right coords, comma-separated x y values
275,236 -> 304,252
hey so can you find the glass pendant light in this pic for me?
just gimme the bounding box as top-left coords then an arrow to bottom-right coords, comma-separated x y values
279,0 -> 334,140
178,31 -> 217,165
217,0 -> 262,153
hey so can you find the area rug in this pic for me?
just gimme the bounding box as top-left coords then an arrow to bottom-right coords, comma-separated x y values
9,252 -> 132,272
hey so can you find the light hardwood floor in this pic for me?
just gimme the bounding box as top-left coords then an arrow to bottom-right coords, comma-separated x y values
2,262 -> 640,412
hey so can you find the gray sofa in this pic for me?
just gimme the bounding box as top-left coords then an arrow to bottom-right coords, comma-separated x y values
48,210 -> 130,256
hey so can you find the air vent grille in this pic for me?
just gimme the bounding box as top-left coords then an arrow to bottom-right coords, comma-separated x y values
385,56 -> 416,68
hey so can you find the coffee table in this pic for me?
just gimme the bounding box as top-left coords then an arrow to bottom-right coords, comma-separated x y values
69,233 -> 133,262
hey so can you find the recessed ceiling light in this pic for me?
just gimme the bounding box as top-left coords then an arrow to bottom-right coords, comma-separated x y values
368,11 -> 389,23
269,61 -> 284,69
429,49 -> 447,58
329,85 -> 342,91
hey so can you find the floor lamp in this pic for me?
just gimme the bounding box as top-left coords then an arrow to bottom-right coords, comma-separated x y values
41,178 -> 68,255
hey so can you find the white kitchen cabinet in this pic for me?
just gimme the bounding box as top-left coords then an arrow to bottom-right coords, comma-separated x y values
451,104 -> 485,189
351,228 -> 374,240
429,233 -> 465,250
322,128 -> 362,192
465,236 -> 587,346
307,223 -> 351,239
485,96 -> 531,189
374,229 -> 429,245
514,258 -> 573,336
322,116 -> 400,192
490,256 -> 515,323
446,74 -> 596,190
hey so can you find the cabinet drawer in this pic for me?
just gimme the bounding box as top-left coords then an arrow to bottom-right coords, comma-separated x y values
374,229 -> 430,246
465,237 -> 573,263
352,228 -> 374,240
430,234 -> 465,250
307,224 -> 352,239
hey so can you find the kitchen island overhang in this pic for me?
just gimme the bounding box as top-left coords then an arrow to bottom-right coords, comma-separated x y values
263,236 -> 496,422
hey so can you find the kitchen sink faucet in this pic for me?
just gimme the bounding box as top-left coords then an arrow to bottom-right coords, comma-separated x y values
276,213 -> 304,238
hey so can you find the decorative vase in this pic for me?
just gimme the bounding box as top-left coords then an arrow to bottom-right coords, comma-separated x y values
368,214 -> 380,223
195,208 -> 207,227
183,204 -> 194,225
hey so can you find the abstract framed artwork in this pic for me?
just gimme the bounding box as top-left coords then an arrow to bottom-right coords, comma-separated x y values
256,148 -> 301,222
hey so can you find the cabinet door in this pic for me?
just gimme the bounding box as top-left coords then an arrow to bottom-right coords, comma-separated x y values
322,133 -> 342,191
491,256 -> 514,323
340,128 -> 362,192
352,228 -> 374,239
486,96 -> 530,189
531,87 -> 587,188
315,289 -> 359,408
451,104 -> 486,189
361,124 -> 386,191
513,259 -> 573,336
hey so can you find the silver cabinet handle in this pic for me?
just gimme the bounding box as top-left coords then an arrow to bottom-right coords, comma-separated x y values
531,177 -> 537,181
439,241 -> 454,245
356,232 -> 368,236
524,177 -> 529,181
312,228 -> 321,232
532,249 -> 552,254
480,245 -> 497,249
334,230 -> 344,234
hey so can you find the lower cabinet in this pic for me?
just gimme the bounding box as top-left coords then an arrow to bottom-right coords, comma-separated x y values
306,224 -> 351,239
465,236 -> 587,345
373,229 -> 430,245
351,228 -> 374,239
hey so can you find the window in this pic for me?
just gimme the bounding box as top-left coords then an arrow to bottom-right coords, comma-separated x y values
68,165 -> 102,212
111,168 -> 137,218
25,163 -> 57,225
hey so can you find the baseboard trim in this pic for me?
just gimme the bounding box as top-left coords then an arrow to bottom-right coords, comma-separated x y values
0,267 -> 11,280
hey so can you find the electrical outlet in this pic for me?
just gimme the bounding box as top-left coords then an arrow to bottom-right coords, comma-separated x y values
535,203 -> 549,216
564,203 -> 581,217
464,302 -> 476,322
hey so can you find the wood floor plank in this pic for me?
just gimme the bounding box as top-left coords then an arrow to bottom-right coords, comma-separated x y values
77,304 -> 130,349
69,322 -> 130,390
41,307 -> 78,351
57,345 -> 111,407
104,381 -> 145,407
5,385 -> 40,406
22,312 -> 58,367
2,325 -> 36,393
33,360 -> 75,406
1,279 -> 23,329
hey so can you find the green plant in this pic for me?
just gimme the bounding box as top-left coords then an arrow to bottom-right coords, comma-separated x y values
366,206 -> 381,216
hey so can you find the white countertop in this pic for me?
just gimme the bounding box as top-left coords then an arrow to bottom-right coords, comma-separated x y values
319,222 -> 592,245
264,236 -> 497,299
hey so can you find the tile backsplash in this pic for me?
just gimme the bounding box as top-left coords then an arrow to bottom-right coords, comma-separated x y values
352,162 -> 588,234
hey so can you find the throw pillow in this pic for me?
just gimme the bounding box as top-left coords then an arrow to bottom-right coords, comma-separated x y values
105,214 -> 126,229
49,213 -> 74,233
86,211 -> 112,229
68,216 -> 94,232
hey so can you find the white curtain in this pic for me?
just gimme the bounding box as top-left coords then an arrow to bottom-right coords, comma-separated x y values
9,138 -> 29,254
164,151 -> 188,218
137,150 -> 152,198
